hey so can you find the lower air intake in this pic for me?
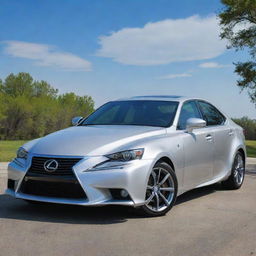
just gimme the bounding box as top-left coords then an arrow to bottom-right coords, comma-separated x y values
20,179 -> 87,199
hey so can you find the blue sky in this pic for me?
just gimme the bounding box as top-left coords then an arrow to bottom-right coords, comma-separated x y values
0,0 -> 255,118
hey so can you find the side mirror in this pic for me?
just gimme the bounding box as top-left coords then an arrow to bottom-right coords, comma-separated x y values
186,118 -> 206,133
72,116 -> 83,126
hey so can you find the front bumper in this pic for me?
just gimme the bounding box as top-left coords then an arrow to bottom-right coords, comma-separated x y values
5,155 -> 153,207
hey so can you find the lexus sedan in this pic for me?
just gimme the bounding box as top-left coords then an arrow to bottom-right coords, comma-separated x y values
6,96 -> 246,216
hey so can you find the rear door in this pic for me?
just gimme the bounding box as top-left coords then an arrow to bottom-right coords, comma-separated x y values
177,101 -> 214,189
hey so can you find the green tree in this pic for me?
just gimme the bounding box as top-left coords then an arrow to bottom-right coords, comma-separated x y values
55,93 -> 94,130
232,116 -> 256,140
33,80 -> 58,98
3,95 -> 33,139
0,90 -> 7,135
219,0 -> 256,103
2,72 -> 34,97
0,73 -> 94,140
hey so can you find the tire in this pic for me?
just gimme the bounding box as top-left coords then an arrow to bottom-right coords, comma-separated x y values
222,152 -> 245,190
138,161 -> 178,217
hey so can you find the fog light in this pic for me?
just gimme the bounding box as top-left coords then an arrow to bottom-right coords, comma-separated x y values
109,189 -> 131,200
120,189 -> 129,198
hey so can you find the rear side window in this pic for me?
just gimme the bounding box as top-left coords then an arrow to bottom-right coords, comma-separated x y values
197,101 -> 226,126
177,101 -> 202,130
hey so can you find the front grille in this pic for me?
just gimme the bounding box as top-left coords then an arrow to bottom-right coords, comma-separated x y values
20,179 -> 86,199
21,156 -> 86,199
28,156 -> 82,176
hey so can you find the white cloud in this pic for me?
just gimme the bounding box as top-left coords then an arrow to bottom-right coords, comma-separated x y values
199,62 -> 232,68
96,15 -> 226,66
157,73 -> 192,79
3,41 -> 92,71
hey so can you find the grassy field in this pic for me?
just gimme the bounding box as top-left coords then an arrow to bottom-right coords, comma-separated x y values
0,140 -> 256,162
0,140 -> 28,162
246,140 -> 256,158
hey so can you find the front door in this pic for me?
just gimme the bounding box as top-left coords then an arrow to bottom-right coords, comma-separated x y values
182,128 -> 214,188
177,101 -> 214,189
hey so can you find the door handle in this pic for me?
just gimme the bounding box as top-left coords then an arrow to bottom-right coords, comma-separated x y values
228,129 -> 234,136
205,134 -> 213,141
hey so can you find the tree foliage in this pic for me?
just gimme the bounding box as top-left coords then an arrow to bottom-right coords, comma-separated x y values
0,72 -> 94,140
219,0 -> 256,104
232,116 -> 256,140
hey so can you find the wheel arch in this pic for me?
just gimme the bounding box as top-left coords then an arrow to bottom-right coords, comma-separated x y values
238,147 -> 246,163
156,156 -> 175,172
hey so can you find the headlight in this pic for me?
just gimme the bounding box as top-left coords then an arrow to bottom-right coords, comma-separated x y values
105,148 -> 144,162
89,161 -> 129,171
16,147 -> 28,159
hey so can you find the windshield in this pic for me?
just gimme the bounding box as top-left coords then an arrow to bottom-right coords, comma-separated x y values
80,100 -> 179,127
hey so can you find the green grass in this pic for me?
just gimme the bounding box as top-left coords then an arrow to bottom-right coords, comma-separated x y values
246,140 -> 256,158
0,139 -> 256,162
0,140 -> 28,162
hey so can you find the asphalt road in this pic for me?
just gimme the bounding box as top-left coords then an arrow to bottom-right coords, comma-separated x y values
0,163 -> 255,256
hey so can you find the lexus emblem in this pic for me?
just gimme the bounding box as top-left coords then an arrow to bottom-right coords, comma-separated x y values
44,159 -> 58,172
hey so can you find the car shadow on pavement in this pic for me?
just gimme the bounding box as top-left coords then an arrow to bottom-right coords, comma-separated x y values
175,183 -> 222,205
0,183 -> 224,225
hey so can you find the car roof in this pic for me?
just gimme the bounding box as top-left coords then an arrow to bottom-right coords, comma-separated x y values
118,95 -> 194,102
115,95 -> 228,119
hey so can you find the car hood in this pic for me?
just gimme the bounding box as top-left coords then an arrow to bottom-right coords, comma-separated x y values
29,125 -> 166,156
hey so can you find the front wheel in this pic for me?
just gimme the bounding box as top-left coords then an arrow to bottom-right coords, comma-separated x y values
222,152 -> 245,190
139,161 -> 177,217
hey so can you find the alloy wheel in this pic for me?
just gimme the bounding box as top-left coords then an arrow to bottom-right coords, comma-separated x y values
145,167 -> 175,213
233,153 -> 245,185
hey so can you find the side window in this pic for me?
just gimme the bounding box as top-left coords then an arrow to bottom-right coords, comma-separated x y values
197,101 -> 226,126
177,101 -> 202,130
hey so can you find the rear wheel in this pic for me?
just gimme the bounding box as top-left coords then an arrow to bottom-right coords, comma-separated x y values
139,161 -> 177,217
222,152 -> 245,190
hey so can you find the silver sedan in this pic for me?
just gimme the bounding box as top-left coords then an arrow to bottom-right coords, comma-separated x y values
6,96 -> 246,216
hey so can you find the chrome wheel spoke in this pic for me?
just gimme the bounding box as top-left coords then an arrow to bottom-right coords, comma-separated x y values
159,191 -> 169,206
147,185 -> 153,190
238,167 -> 244,175
236,170 -> 241,183
160,187 -> 174,192
159,173 -> 170,186
155,193 -> 160,210
152,170 -> 157,186
157,168 -> 161,184
238,171 -> 244,183
145,193 -> 155,204
236,174 -> 240,184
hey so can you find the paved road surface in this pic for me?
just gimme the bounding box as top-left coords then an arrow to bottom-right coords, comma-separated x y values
0,162 -> 255,256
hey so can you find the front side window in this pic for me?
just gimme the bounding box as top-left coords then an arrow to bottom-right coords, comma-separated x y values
80,100 -> 179,127
177,101 -> 202,130
197,101 -> 226,126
